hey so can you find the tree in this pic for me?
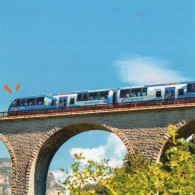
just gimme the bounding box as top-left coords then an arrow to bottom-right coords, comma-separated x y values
58,153 -> 113,195
58,125 -> 195,195
82,181 -> 111,195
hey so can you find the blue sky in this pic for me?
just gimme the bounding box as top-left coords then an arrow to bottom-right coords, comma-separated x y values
0,0 -> 194,182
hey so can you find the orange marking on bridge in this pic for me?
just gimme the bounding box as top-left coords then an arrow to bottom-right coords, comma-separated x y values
16,84 -> 21,91
4,85 -> 12,94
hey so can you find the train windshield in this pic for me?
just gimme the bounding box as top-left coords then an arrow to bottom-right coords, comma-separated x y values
10,99 -> 20,107
10,100 -> 17,107
10,97 -> 44,107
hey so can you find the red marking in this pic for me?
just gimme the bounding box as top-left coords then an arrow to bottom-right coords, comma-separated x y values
14,107 -> 17,111
4,85 -> 12,94
16,84 -> 21,91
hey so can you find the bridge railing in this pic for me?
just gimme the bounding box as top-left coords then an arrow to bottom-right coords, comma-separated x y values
0,97 -> 195,118
0,112 -> 8,117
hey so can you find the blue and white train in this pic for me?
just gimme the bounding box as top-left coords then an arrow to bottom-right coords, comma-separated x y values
8,81 -> 195,114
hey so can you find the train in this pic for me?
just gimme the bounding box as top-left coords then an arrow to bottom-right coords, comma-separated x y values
8,81 -> 195,115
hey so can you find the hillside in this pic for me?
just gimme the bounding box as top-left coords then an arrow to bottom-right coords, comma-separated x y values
0,158 -> 64,195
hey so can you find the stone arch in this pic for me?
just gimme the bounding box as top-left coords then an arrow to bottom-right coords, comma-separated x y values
0,134 -> 17,195
26,123 -> 134,195
158,119 -> 195,163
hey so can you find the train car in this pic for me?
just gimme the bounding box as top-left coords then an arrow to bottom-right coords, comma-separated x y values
55,89 -> 114,109
115,81 -> 195,105
8,89 -> 114,114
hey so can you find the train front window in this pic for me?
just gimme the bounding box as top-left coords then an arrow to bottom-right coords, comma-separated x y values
36,97 -> 44,105
10,100 -> 17,107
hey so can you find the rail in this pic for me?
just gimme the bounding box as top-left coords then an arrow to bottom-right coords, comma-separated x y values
0,97 -> 195,118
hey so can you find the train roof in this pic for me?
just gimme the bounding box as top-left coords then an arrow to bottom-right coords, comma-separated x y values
14,89 -> 114,99
12,81 -> 195,99
15,95 -> 47,100
118,81 -> 195,90
52,88 -> 114,96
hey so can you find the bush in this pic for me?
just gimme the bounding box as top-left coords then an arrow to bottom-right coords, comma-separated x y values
58,125 -> 195,195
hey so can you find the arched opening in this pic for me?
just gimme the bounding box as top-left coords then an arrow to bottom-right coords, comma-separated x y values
159,120 -> 195,163
0,138 -> 13,195
33,123 -> 130,195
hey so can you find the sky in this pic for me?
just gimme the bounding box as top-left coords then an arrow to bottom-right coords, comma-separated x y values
0,0 -> 194,183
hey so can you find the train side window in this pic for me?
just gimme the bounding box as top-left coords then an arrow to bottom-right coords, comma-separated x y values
100,91 -> 109,99
59,100 -> 63,106
89,92 -> 98,100
77,94 -> 82,101
21,99 -> 27,106
83,93 -> 88,101
187,84 -> 195,92
136,88 -> 141,96
27,98 -> 35,106
51,100 -> 56,106
36,97 -> 44,105
178,89 -> 184,95
121,88 -> 147,97
131,89 -> 137,97
142,88 -> 147,96
16,100 -> 21,107
120,89 -> 129,98
70,98 -> 75,104
156,91 -> 162,97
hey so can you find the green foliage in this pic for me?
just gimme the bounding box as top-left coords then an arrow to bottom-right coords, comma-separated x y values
0,158 -> 11,163
59,125 -> 195,195
82,181 -> 111,195
0,166 -> 12,174
58,153 -> 113,195
123,149 -> 150,174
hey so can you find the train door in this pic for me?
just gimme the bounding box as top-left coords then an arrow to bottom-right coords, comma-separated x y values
58,97 -> 68,110
164,87 -> 175,103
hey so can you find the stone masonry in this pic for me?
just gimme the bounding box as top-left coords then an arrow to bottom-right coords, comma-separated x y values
0,105 -> 194,195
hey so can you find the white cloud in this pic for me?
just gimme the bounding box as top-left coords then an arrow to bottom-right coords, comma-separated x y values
108,157 -> 124,168
70,146 -> 106,163
105,133 -> 127,158
69,133 -> 127,168
52,170 -> 67,182
114,55 -> 189,85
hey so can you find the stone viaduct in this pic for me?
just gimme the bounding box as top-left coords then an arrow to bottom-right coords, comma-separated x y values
0,104 -> 194,195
